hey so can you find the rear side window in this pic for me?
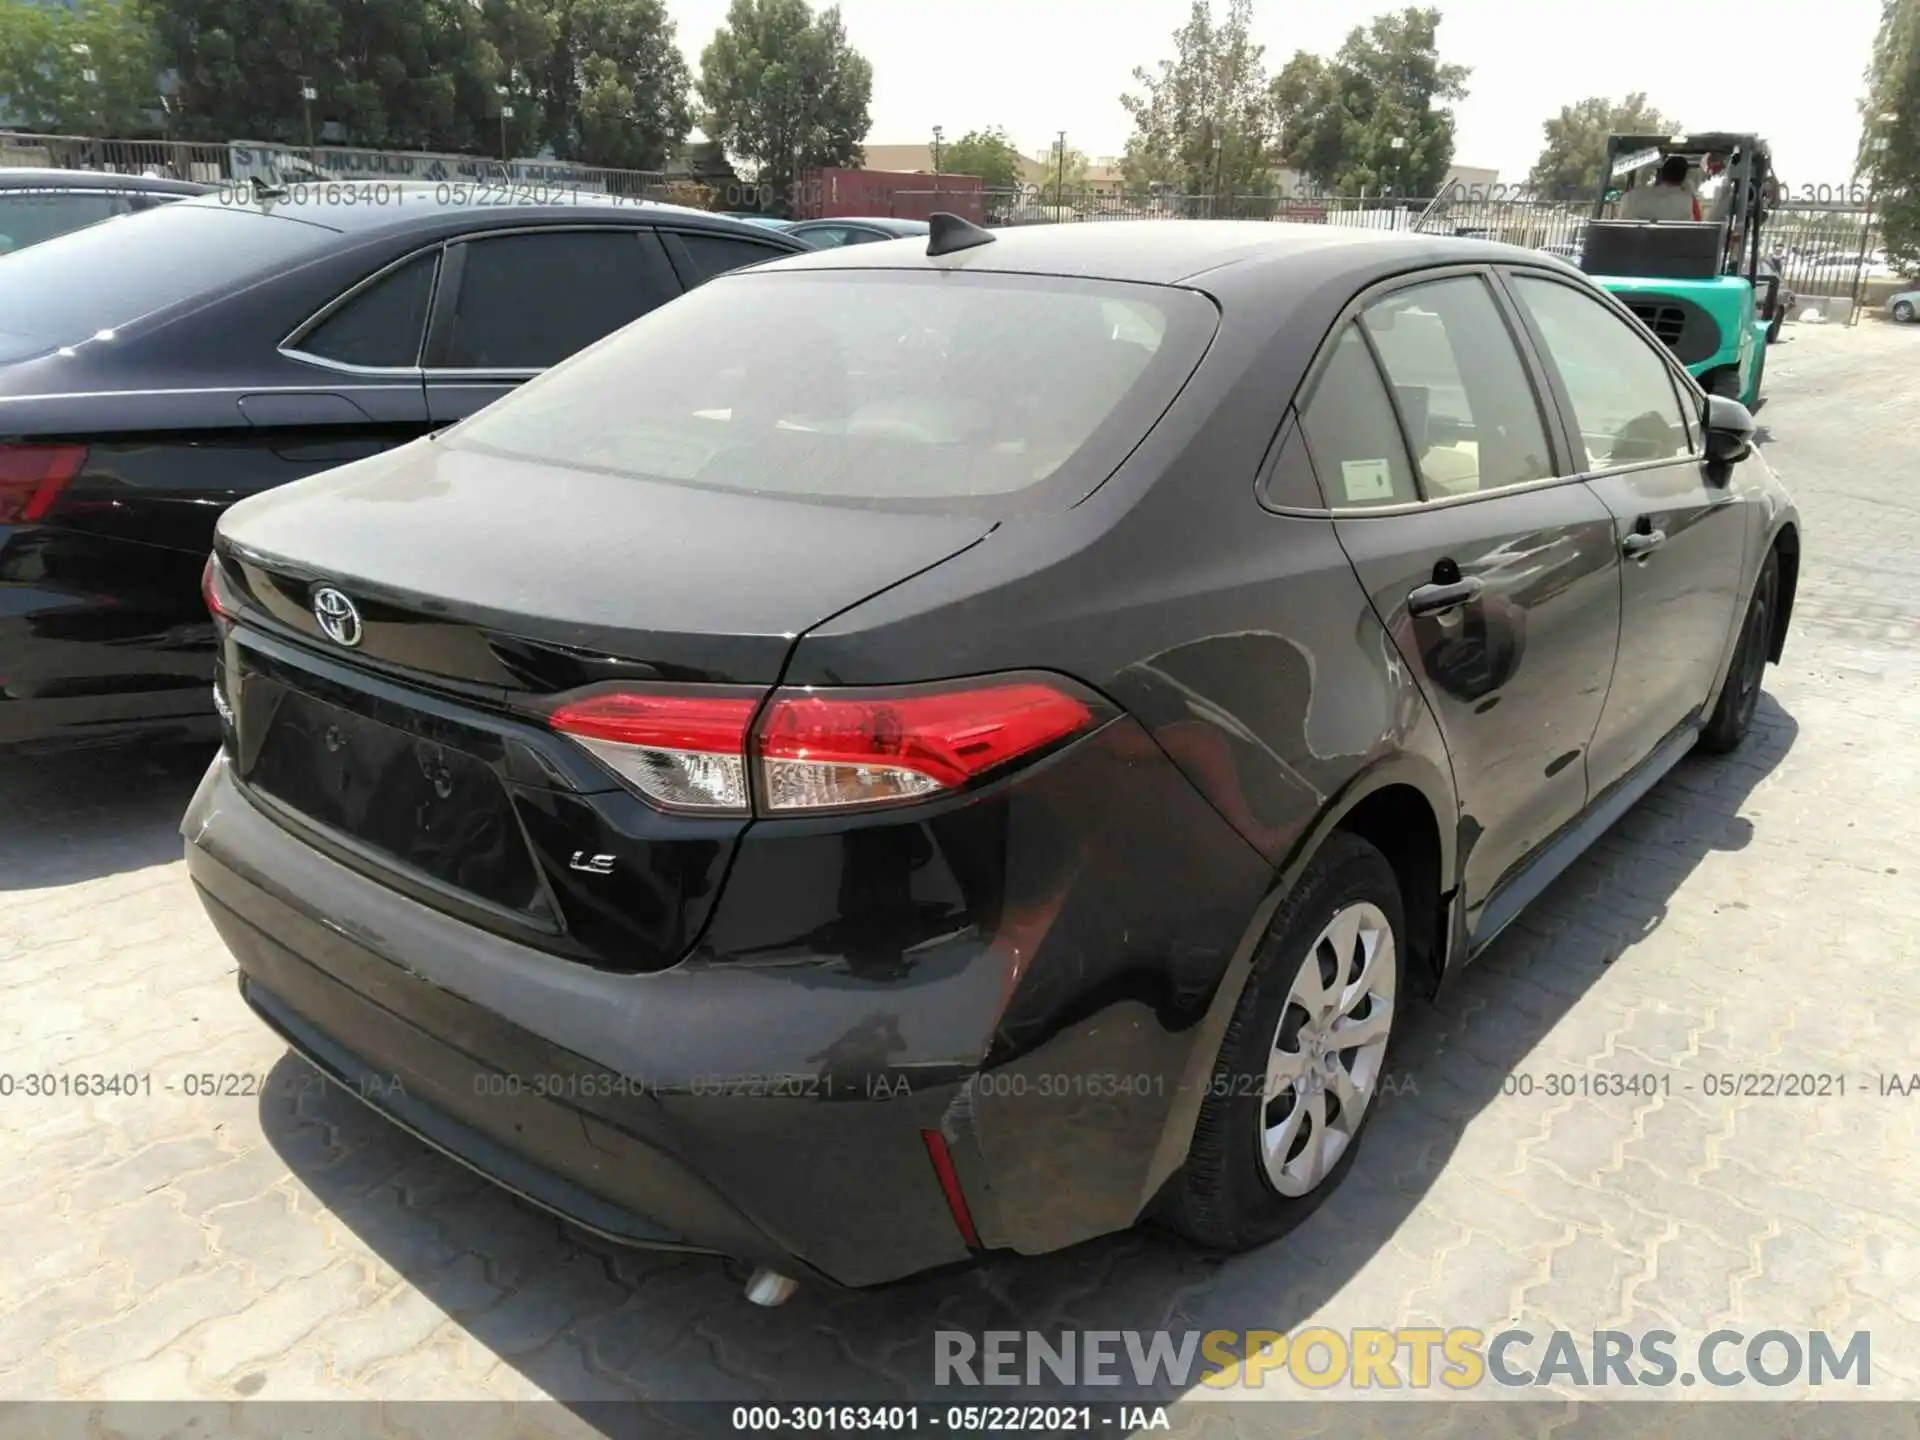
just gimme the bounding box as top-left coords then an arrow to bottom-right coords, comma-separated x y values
442,230 -> 676,370
1359,277 -> 1556,498
295,250 -> 438,368
677,231 -> 794,283
795,226 -> 852,248
0,203 -> 333,355
1299,325 -> 1419,509
446,268 -> 1218,514
0,192 -> 129,254
1510,276 -> 1695,469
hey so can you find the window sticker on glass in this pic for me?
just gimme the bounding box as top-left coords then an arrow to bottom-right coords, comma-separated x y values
1341,458 -> 1397,503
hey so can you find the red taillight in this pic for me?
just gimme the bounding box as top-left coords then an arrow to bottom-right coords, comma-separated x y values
921,1129 -> 982,1249
201,553 -> 233,620
546,677 -> 1098,816
757,682 -> 1094,812
0,443 -> 87,525
548,691 -> 759,814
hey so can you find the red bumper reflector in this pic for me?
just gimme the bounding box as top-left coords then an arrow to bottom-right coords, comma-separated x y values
0,443 -> 87,525
921,1128 -> 982,1249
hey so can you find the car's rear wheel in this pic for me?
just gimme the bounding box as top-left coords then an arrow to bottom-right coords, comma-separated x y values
1700,548 -> 1780,755
1162,832 -> 1405,1252
1894,299 -> 1917,324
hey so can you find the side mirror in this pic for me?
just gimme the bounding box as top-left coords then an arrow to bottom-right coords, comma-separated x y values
1703,393 -> 1754,467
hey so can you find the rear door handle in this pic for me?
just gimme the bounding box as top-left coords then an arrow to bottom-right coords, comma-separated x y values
1622,529 -> 1667,559
1407,576 -> 1485,617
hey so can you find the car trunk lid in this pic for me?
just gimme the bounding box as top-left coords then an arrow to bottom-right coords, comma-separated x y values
216,436 -> 994,690
211,437 -> 994,973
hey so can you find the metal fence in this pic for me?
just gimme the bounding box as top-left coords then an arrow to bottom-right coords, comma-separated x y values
8,136 -> 1902,310
1,130 -> 680,199
887,187 -> 1903,309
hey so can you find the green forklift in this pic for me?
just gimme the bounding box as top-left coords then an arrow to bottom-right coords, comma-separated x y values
1582,133 -> 1782,408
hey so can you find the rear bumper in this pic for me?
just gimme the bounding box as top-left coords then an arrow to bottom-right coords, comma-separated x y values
0,690 -> 218,752
185,754 -> 978,1287
1,530 -> 216,752
185,683 -> 1278,1282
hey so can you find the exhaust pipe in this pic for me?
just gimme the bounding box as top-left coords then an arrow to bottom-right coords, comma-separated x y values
744,1267 -> 799,1307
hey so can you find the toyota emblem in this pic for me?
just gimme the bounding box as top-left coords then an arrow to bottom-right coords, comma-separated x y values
311,587 -> 363,648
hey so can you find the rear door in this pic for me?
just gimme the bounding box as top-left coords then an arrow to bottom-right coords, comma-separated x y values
1502,269 -> 1750,794
126,243 -> 448,559
422,227 -> 683,425
1305,269 -> 1625,939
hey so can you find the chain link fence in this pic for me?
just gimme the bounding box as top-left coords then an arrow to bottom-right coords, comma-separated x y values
882,186 -> 1903,315
7,135 -> 1903,315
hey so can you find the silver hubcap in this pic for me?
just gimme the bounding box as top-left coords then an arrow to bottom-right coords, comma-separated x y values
1260,901 -> 1397,1198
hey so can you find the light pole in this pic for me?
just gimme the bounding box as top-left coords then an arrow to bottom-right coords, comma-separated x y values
70,44 -> 97,143
299,80 -> 317,159
1056,130 -> 1067,216
496,83 -> 512,164
930,124 -> 943,208
1389,134 -> 1407,215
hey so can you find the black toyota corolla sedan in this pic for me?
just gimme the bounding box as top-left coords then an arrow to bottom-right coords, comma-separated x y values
184,216 -> 1800,1300
0,185 -> 805,751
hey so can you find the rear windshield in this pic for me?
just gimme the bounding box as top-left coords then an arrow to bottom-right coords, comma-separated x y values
0,191 -> 127,254
0,202 -> 333,359
445,268 -> 1218,513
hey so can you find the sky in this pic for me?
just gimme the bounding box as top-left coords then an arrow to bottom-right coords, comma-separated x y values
667,0 -> 1889,188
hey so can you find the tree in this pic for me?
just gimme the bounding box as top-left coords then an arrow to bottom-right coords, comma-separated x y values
148,0 -> 502,151
1269,52 -> 1345,191
939,126 -> 1024,192
479,0 -> 558,157
1120,0 -> 1275,198
697,0 -> 872,216
1272,6 -> 1470,196
1034,142 -> 1088,204
1527,93 -> 1681,199
145,0 -> 688,167
1860,0 -> 1920,273
543,0 -> 691,169
0,0 -> 161,134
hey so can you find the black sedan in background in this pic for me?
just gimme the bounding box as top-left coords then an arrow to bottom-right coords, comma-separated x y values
184,217 -> 1798,1298
0,168 -> 210,254
0,185 -> 805,751
786,216 -> 930,248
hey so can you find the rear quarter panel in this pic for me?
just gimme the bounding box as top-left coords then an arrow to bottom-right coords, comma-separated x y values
752,253 -> 1461,1243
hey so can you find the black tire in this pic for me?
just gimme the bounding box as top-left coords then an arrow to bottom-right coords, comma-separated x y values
1162,832 -> 1407,1253
1700,547 -> 1780,755
1766,308 -> 1785,344
1706,366 -> 1742,400
1894,300 -> 1917,324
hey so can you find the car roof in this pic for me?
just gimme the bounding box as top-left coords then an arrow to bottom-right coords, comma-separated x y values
754,219 -> 1562,287
0,168 -> 211,195
167,183 -> 804,242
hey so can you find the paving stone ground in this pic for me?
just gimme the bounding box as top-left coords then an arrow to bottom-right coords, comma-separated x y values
2,318 -> 1919,1418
